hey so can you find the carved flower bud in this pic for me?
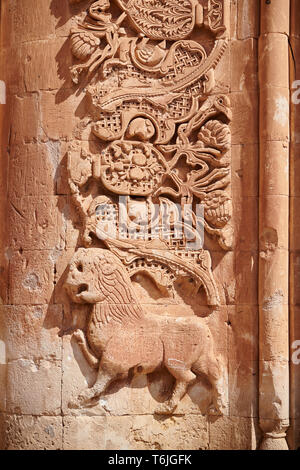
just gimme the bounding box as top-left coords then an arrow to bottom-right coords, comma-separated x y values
197,120 -> 231,151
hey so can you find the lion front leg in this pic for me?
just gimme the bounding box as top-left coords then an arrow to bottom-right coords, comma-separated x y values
73,329 -> 99,369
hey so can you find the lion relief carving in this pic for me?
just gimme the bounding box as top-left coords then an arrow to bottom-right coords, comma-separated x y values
65,248 -> 226,415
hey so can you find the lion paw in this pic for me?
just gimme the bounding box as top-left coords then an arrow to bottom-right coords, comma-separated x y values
154,403 -> 176,415
69,391 -> 101,409
68,397 -> 81,409
68,391 -> 90,409
208,401 -> 225,416
73,329 -> 85,345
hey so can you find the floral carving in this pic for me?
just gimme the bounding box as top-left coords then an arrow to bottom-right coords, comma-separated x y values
100,140 -> 167,195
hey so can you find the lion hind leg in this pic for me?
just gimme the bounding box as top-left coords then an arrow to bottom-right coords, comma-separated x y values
155,367 -> 196,415
192,356 -> 226,416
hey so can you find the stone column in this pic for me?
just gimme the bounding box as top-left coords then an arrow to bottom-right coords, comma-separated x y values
258,0 -> 290,450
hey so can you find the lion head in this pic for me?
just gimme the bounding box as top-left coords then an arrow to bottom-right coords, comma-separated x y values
64,248 -> 138,305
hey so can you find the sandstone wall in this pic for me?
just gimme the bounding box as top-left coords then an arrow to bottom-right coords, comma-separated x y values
0,0 -> 298,450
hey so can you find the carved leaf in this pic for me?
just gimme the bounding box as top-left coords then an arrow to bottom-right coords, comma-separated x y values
207,0 -> 225,32
70,30 -> 101,60
197,120 -> 231,151
202,190 -> 232,227
122,0 -> 195,40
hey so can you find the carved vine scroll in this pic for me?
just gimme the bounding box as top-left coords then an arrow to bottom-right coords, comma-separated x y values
65,0 -> 231,414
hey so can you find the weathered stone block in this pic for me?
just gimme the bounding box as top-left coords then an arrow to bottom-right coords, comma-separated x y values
230,92 -> 258,145
0,304 -> 62,362
231,144 -> 258,197
6,359 -> 61,415
236,0 -> 259,40
1,415 -> 63,450
209,416 -> 261,450
230,39 -> 258,92
8,196 -> 65,251
63,414 -> 209,450
9,250 -> 55,305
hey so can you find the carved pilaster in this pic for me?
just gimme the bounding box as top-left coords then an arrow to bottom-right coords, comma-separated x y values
258,0 -> 290,450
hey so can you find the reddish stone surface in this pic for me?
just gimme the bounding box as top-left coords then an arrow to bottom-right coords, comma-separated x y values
0,0 -> 298,451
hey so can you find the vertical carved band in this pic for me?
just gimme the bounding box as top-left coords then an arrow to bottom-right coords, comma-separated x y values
65,0 -> 231,415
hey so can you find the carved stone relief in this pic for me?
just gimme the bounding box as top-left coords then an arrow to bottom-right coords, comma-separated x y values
65,0 -> 231,414
65,247 -> 226,414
